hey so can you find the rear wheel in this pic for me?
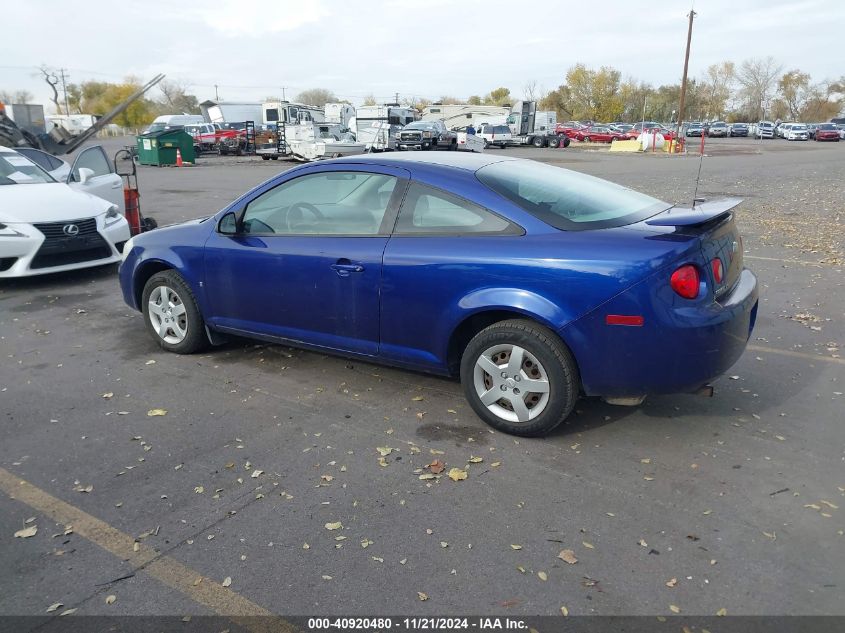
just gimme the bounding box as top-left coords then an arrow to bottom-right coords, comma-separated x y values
142,271 -> 207,354
532,136 -> 545,148
548,136 -> 560,148
460,319 -> 579,437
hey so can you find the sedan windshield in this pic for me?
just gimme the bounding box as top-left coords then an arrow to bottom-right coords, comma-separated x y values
0,152 -> 56,185
476,160 -> 670,231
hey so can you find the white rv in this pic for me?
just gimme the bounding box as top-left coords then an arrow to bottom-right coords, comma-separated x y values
353,104 -> 416,151
261,101 -> 325,127
325,103 -> 356,128
422,104 -> 511,129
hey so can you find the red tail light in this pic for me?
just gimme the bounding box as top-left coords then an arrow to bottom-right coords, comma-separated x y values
670,264 -> 700,299
711,258 -> 724,284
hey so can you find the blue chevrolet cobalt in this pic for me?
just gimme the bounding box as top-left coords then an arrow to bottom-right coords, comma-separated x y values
119,153 -> 758,436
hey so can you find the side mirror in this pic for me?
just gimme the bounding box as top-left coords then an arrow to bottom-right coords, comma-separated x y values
218,211 -> 239,235
76,167 -> 95,184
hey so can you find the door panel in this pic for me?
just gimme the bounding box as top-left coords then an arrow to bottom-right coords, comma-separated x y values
202,165 -> 410,355
68,146 -> 125,211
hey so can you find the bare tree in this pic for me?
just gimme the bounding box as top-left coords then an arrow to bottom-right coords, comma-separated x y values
0,90 -> 34,104
158,79 -> 200,114
38,65 -> 61,113
523,79 -> 539,102
736,56 -> 783,121
294,89 -> 337,107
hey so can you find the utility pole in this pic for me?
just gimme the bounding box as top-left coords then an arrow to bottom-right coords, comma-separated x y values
394,92 -> 399,105
214,84 -> 219,101
59,68 -> 70,115
674,9 -> 696,146
281,87 -> 286,101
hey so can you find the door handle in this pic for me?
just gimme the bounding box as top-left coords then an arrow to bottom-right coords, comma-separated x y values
331,260 -> 365,277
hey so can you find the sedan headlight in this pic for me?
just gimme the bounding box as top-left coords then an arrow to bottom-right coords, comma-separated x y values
0,222 -> 27,237
120,236 -> 135,262
103,205 -> 123,228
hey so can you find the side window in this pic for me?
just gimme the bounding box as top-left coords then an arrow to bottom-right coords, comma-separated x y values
394,183 -> 518,235
241,171 -> 398,236
72,147 -> 111,180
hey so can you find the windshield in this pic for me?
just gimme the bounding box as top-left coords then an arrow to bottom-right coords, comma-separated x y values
0,152 -> 56,185
146,122 -> 166,133
792,125 -> 807,130
404,122 -> 435,130
477,160 -> 670,231
818,123 -> 836,130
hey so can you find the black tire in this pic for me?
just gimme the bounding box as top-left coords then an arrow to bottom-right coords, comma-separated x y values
547,136 -> 560,148
141,270 -> 207,354
262,155 -> 271,160
460,319 -> 579,437
532,136 -> 545,148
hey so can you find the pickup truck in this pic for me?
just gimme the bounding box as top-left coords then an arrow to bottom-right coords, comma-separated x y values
396,120 -> 457,151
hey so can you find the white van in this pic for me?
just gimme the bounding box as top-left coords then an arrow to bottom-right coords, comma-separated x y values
145,114 -> 205,134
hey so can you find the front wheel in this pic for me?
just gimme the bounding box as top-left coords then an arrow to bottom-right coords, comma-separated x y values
460,319 -> 579,436
142,270 -> 207,354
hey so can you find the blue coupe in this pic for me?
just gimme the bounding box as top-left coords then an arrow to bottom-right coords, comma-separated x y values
119,153 -> 758,436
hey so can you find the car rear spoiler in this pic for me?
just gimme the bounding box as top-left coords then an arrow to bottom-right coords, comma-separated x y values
645,197 -> 742,227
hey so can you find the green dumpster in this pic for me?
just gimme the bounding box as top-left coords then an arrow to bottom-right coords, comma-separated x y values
135,128 -> 195,166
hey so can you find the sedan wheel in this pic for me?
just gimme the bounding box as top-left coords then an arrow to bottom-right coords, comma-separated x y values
460,319 -> 579,436
142,271 -> 207,354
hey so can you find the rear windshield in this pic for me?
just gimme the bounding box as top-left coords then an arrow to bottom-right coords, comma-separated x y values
476,160 -> 670,231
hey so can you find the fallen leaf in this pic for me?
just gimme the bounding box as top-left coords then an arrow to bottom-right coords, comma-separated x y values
250,470 -> 263,478
102,392 -> 114,399
46,602 -> 63,613
14,525 -> 37,538
440,541 -> 448,548
145,360 -> 156,365
669,605 -> 681,614
560,606 -> 569,616
60,609 -> 77,616
194,486 -> 204,494
302,543 -> 310,550
762,531 -> 777,540
582,541 -> 595,549
820,500 -> 839,509
376,446 -> 393,457
468,456 -> 483,463
72,484 -> 93,493
640,458 -> 651,464
325,522 -> 343,531
418,473 -> 435,480
448,467 -> 467,481
716,608 -> 727,616
399,558 -> 407,565
133,542 -> 140,552
105,595 -> 116,604
537,571 -> 548,581
361,539 -> 373,548
638,539 -> 648,547
417,592 -> 429,601
510,544 -> 523,550
320,475 -> 334,482
412,396 -> 424,401
558,549 -> 578,564
222,577 -> 232,587
427,460 -> 445,474
322,575 -> 332,580
147,408 -> 167,417
666,578 -> 678,588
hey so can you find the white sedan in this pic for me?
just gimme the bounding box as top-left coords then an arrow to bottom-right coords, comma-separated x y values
0,146 -> 130,278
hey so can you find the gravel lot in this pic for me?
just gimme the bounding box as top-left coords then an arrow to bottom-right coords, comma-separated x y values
1,136 -> 842,621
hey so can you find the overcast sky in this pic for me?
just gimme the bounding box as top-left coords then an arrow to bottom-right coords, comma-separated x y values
3,0 -> 843,111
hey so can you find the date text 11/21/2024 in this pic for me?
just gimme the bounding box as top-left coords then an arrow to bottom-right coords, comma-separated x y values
307,618 -> 529,630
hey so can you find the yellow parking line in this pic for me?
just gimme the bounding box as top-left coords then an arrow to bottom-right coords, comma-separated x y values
0,467 -> 295,632
747,344 -> 845,366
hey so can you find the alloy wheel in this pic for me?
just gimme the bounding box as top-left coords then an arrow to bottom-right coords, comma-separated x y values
147,285 -> 188,344
473,344 -> 550,424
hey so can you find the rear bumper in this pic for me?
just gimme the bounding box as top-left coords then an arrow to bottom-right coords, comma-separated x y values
562,268 -> 759,398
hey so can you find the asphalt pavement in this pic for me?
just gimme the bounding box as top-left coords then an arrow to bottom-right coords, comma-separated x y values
0,136 -> 842,622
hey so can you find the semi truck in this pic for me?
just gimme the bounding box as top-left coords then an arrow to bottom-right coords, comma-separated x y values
506,101 -> 566,147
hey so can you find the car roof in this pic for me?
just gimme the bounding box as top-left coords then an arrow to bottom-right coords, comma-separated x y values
326,151 -> 517,172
